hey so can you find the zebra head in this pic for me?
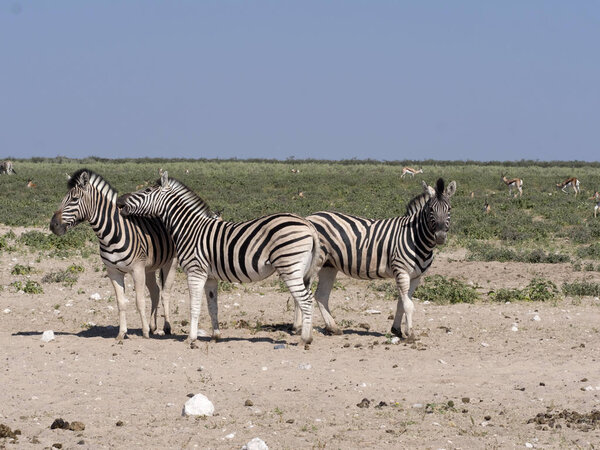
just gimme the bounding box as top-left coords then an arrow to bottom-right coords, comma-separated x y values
425,178 -> 456,245
117,171 -> 170,219
50,169 -> 93,236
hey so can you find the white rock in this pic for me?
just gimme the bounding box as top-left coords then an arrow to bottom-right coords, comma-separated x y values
390,337 -> 400,345
41,330 -> 55,342
89,293 -> 101,301
525,443 -> 533,448
511,325 -> 518,332
438,359 -> 448,365
481,342 -> 489,347
365,309 -> 381,314
298,363 -> 312,370
532,315 -> 541,322
412,403 -> 423,409
225,432 -> 235,439
3,308 -> 10,314
242,437 -> 268,450
183,394 -> 215,417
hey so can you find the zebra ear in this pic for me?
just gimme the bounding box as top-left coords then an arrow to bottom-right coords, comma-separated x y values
160,171 -> 169,188
78,171 -> 90,188
446,181 -> 457,197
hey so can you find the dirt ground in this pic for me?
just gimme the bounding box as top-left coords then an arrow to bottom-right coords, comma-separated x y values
2,228 -> 600,449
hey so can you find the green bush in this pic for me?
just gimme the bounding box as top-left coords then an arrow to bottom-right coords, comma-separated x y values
466,242 -> 569,264
11,264 -> 33,275
414,275 -> 479,304
489,278 -> 558,302
42,269 -> 80,287
11,280 -> 43,294
576,243 -> 600,260
562,280 -> 600,297
367,281 -> 397,300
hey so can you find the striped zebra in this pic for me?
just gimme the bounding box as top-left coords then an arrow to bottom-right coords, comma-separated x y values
0,160 -> 16,175
116,171 -> 321,346
299,178 -> 456,339
50,169 -> 177,341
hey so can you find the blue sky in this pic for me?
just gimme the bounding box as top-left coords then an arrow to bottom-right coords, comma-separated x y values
1,1 -> 599,161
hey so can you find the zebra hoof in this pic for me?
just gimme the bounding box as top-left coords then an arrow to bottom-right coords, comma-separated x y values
327,327 -> 343,336
163,324 -> 172,335
154,330 -> 165,337
390,326 -> 403,338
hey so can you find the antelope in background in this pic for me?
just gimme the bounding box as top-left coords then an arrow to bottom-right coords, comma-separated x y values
401,167 -> 423,178
501,175 -> 523,197
557,177 -> 580,196
0,160 -> 16,175
590,191 -> 600,217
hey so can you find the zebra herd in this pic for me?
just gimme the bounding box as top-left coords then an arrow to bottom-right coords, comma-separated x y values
51,168 -> 456,348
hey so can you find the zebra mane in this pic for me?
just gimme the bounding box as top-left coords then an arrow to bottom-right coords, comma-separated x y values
405,190 -> 432,216
435,178 -> 445,200
68,169 -> 118,200
161,177 -> 213,218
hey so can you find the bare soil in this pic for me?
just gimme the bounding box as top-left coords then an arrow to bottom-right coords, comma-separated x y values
2,229 -> 600,449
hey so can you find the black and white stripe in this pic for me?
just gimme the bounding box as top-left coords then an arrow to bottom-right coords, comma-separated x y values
50,169 -> 177,340
303,178 -> 456,338
117,171 -> 320,345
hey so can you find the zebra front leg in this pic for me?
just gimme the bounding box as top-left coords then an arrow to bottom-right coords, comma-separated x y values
186,271 -> 208,345
204,278 -> 220,341
132,266 -> 151,338
145,270 -> 161,336
159,258 -> 178,335
313,267 -> 342,335
391,272 -> 414,339
106,268 -> 128,341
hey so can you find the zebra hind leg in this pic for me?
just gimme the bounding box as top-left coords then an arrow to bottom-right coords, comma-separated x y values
313,267 -> 342,335
204,278 -> 220,341
132,266 -> 151,338
279,271 -> 314,346
186,272 -> 208,347
145,270 -> 161,335
159,258 -> 178,335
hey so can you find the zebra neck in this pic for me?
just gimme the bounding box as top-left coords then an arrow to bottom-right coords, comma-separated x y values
88,195 -> 124,245
416,207 -> 437,250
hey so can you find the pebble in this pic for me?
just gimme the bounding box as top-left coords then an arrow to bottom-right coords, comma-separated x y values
273,344 -> 286,350
511,324 -> 519,332
390,337 -> 400,345
297,363 -> 311,370
41,330 -> 55,343
89,293 -> 101,301
3,308 -> 10,314
245,400 -> 254,407
481,342 -> 489,347
242,437 -> 269,450
365,309 -> 381,315
183,394 -> 214,417
532,315 -> 541,322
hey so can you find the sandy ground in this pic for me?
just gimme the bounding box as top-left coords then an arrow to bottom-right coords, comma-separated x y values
2,229 -> 600,449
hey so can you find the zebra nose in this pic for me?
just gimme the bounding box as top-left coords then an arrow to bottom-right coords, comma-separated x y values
116,194 -> 130,209
434,231 -> 447,245
49,212 -> 66,236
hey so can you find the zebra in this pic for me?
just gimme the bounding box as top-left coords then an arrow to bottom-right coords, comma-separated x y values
116,171 -> 321,346
50,169 -> 178,341
0,160 -> 16,175
298,178 -> 456,339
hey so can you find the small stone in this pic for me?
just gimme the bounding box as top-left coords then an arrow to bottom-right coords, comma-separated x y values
297,363 -> 311,370
365,309 -> 381,315
52,444 -> 63,449
69,421 -> 85,432
50,418 -> 69,430
358,323 -> 370,330
390,337 -> 400,345
461,397 -> 470,403
532,315 -> 541,322
183,394 -> 215,417
273,344 -> 286,350
41,330 -> 55,343
447,400 -> 454,408
484,415 -> 491,421
242,437 -> 269,450
581,378 -> 588,382
286,418 -> 294,424
77,440 -> 85,445
115,421 -> 124,427
245,400 -> 254,407
89,293 -> 101,300
357,398 -> 370,408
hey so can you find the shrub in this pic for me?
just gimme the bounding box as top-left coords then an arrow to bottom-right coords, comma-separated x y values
466,242 -> 569,264
11,264 -> 33,275
367,281 -> 397,300
562,280 -> 600,297
489,278 -> 558,302
42,270 -> 80,287
414,275 -> 479,304
576,243 -> 600,261
11,280 -> 43,294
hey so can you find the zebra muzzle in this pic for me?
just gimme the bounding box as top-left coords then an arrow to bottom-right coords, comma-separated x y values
434,231 -> 447,245
49,212 -> 67,236
116,194 -> 131,216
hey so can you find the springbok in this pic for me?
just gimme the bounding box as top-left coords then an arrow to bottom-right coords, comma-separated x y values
501,175 -> 523,197
401,167 -> 423,178
557,177 -> 580,196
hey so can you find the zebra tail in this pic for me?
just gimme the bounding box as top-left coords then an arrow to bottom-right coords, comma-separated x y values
303,225 -> 323,292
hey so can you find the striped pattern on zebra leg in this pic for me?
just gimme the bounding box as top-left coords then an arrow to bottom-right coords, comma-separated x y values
50,169 -> 177,341
307,178 -> 455,338
117,171 -> 320,346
